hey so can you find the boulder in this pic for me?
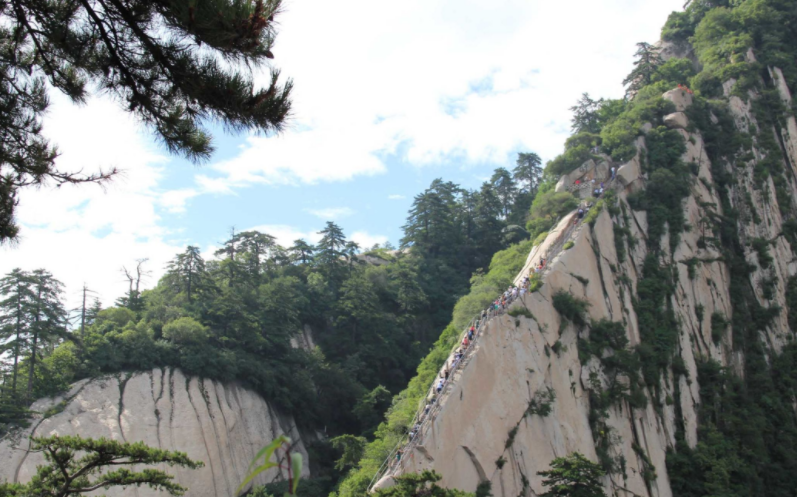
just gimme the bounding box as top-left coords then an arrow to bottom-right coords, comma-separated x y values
664,112 -> 689,129
616,156 -> 641,188
663,88 -> 693,111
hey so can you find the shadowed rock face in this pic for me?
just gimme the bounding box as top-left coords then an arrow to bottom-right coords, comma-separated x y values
386,79 -> 797,497
0,368 -> 309,497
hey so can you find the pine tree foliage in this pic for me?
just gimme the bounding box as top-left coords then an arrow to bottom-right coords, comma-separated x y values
165,246 -> 207,303
0,435 -> 202,496
622,42 -> 664,98
0,269 -> 66,402
0,0 -> 293,245
514,152 -> 543,195
569,93 -> 604,134
538,453 -> 607,497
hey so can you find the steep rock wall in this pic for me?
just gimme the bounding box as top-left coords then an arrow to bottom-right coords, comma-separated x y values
0,368 -> 309,497
387,82 -> 797,497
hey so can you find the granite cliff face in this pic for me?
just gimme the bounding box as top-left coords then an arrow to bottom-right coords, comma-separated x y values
0,368 -> 309,497
378,72 -> 797,497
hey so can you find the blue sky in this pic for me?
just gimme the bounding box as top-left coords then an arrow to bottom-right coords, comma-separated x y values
0,0 -> 685,307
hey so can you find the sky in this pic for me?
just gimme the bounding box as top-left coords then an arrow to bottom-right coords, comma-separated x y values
0,0 -> 684,309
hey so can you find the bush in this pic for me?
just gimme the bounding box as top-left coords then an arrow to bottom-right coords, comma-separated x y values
563,241 -> 575,250
162,317 -> 208,345
552,292 -> 590,329
508,307 -> 534,319
546,132 -> 602,177
530,191 -> 578,223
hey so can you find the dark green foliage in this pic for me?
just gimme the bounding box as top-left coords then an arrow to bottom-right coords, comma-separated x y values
0,435 -> 202,496
750,237 -> 774,269
0,0 -> 292,244
508,307 -> 534,319
552,292 -> 590,329
475,481 -> 492,497
505,426 -> 519,449
0,269 -> 67,414
526,387 -> 556,417
627,126 -> 689,252
786,276 -> 797,331
527,191 -> 578,240
710,312 -> 728,344
538,453 -> 607,497
373,470 -> 471,497
570,93 -> 604,134
496,457 -> 506,469
546,132 -> 601,177
623,43 -> 664,98
515,153 -> 543,196
634,255 -> 679,387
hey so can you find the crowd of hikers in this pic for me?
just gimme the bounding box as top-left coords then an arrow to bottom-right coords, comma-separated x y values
370,179 -> 608,489
388,271 -> 544,471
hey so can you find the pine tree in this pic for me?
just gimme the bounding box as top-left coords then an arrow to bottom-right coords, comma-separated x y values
623,42 -> 663,98
25,270 -> 67,400
400,179 -> 460,256
0,0 -> 293,244
0,268 -> 35,398
0,435 -> 202,496
514,152 -> 543,195
166,246 -> 207,303
473,182 -> 505,265
538,453 -> 607,497
316,222 -> 348,286
569,93 -> 604,134
289,239 -> 315,265
237,231 -> 279,279
490,168 -> 517,219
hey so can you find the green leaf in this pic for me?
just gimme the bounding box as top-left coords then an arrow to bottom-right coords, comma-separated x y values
237,436 -> 291,495
290,452 -> 303,494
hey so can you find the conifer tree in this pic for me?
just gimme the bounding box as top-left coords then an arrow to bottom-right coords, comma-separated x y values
0,0 -> 293,244
514,152 -> 543,195
490,168 -> 517,219
25,269 -> 67,400
316,222 -> 348,286
289,239 -> 315,265
569,93 -> 604,134
538,453 -> 606,497
236,231 -> 278,283
0,268 -> 35,397
0,435 -> 202,496
623,42 -> 663,98
166,246 -> 207,303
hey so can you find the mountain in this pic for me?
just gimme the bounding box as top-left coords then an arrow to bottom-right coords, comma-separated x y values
341,2 -> 797,496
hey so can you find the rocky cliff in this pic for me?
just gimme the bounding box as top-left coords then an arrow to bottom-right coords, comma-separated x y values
0,368 -> 309,497
376,65 -> 797,496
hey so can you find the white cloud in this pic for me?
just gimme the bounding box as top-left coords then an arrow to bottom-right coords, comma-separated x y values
0,93 -> 186,308
246,224 -> 322,248
304,207 -> 355,220
351,231 -> 389,249
0,0 -> 686,309
388,194 -> 406,200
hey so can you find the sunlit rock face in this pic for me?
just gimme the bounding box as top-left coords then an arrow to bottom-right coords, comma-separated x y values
0,368 -> 309,497
383,80 -> 797,497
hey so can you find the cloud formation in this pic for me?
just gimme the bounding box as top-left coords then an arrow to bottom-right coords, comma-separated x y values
0,0 -> 684,308
304,207 -> 356,220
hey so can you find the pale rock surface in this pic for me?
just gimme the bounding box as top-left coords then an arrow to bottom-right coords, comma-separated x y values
664,112 -> 689,129
0,368 -> 309,497
662,88 -> 693,111
388,85 -> 797,497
